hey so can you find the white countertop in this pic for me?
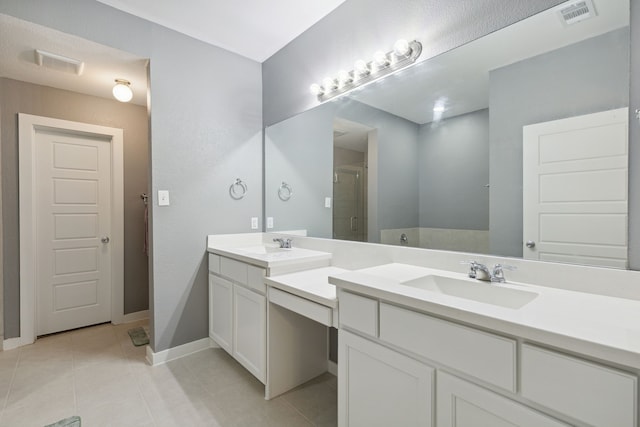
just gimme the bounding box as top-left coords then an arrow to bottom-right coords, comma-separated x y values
329,263 -> 640,370
265,266 -> 349,308
208,243 -> 332,270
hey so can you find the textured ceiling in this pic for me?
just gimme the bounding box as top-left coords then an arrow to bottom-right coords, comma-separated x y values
0,14 -> 148,105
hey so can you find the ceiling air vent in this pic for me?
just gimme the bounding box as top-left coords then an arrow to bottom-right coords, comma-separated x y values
34,49 -> 85,75
558,0 -> 597,26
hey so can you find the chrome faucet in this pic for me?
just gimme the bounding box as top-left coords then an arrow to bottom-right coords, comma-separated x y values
273,238 -> 292,249
464,261 -> 491,281
490,264 -> 516,283
463,261 -> 516,283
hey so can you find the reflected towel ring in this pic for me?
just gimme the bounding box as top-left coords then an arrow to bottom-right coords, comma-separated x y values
229,178 -> 248,200
278,182 -> 293,201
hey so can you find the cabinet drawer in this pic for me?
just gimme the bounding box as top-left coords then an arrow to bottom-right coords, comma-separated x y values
521,344 -> 637,427
208,253 -> 220,274
220,257 -> 247,284
247,265 -> 266,294
270,288 -> 333,326
379,303 -> 516,392
339,290 -> 378,337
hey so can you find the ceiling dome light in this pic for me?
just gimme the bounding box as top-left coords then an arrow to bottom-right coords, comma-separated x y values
112,79 -> 133,103
433,105 -> 446,113
309,83 -> 324,96
393,39 -> 411,57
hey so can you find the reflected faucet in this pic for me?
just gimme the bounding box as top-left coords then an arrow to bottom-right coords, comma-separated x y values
273,238 -> 292,249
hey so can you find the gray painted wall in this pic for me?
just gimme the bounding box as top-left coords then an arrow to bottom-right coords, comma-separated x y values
262,0 -> 566,126
489,27 -> 630,258
418,109 -> 489,230
0,78 -> 150,337
0,1 -> 263,352
630,0 -> 640,270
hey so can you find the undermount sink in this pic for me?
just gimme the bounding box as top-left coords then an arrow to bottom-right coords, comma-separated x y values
400,275 -> 537,309
237,245 -> 289,255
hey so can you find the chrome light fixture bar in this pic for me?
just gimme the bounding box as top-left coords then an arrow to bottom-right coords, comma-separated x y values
310,39 -> 422,102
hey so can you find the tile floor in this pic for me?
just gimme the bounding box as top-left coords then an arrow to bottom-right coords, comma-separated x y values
0,321 -> 337,426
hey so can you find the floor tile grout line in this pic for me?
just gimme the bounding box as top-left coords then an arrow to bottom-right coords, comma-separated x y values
70,333 -> 79,417
279,397 -> 317,426
0,347 -> 22,419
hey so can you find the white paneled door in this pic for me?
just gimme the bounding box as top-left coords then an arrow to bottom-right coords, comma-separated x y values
35,129 -> 113,335
523,108 -> 628,268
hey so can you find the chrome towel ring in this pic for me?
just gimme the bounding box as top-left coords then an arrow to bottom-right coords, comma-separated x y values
278,182 -> 293,201
229,178 -> 247,200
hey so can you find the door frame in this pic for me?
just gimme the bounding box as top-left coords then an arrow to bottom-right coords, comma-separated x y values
18,113 -> 124,345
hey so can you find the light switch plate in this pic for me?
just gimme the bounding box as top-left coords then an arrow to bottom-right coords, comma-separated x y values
158,190 -> 170,206
267,217 -> 274,229
325,197 -> 332,208
251,217 -> 259,229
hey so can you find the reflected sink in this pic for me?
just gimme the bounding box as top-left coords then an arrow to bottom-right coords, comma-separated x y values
237,245 -> 289,255
400,275 -> 537,309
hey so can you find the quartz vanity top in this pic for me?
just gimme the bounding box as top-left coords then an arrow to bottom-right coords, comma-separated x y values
207,242 -> 332,270
265,266 -> 349,308
329,263 -> 640,369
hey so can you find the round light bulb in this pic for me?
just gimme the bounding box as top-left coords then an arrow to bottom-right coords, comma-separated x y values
354,59 -> 369,76
337,70 -> 352,86
112,79 -> 133,103
433,105 -> 445,113
322,77 -> 336,91
309,83 -> 323,96
393,39 -> 411,57
373,51 -> 389,67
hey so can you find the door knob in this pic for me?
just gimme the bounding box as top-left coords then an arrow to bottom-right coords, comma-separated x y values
525,240 -> 535,248
101,236 -> 110,244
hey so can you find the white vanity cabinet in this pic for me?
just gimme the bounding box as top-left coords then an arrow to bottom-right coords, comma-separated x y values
208,254 -> 266,383
337,289 -> 638,427
339,330 -> 434,427
437,372 -> 568,427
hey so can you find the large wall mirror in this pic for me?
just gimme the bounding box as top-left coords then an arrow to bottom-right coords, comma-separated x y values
265,0 -> 632,269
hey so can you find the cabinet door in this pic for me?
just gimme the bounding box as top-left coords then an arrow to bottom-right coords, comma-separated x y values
209,274 -> 233,354
339,330 -> 434,427
233,284 -> 266,384
437,372 -> 569,427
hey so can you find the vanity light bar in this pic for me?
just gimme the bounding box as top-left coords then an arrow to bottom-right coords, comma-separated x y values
310,39 -> 423,102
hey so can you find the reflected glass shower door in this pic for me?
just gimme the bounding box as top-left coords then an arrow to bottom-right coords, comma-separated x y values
333,166 -> 365,241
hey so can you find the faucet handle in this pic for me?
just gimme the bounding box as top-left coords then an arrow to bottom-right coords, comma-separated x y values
491,264 -> 516,283
273,237 -> 293,248
460,260 -> 480,278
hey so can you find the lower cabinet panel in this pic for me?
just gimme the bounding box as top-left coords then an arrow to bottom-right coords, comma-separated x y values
437,372 -> 569,427
339,330 -> 434,427
233,284 -> 266,384
209,274 -> 232,354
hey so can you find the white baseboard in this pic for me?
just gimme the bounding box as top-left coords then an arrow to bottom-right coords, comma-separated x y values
327,360 -> 338,376
3,336 -> 32,351
146,337 -> 211,366
122,310 -> 149,323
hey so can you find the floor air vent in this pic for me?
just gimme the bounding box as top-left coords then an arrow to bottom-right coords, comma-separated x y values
558,0 -> 597,26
